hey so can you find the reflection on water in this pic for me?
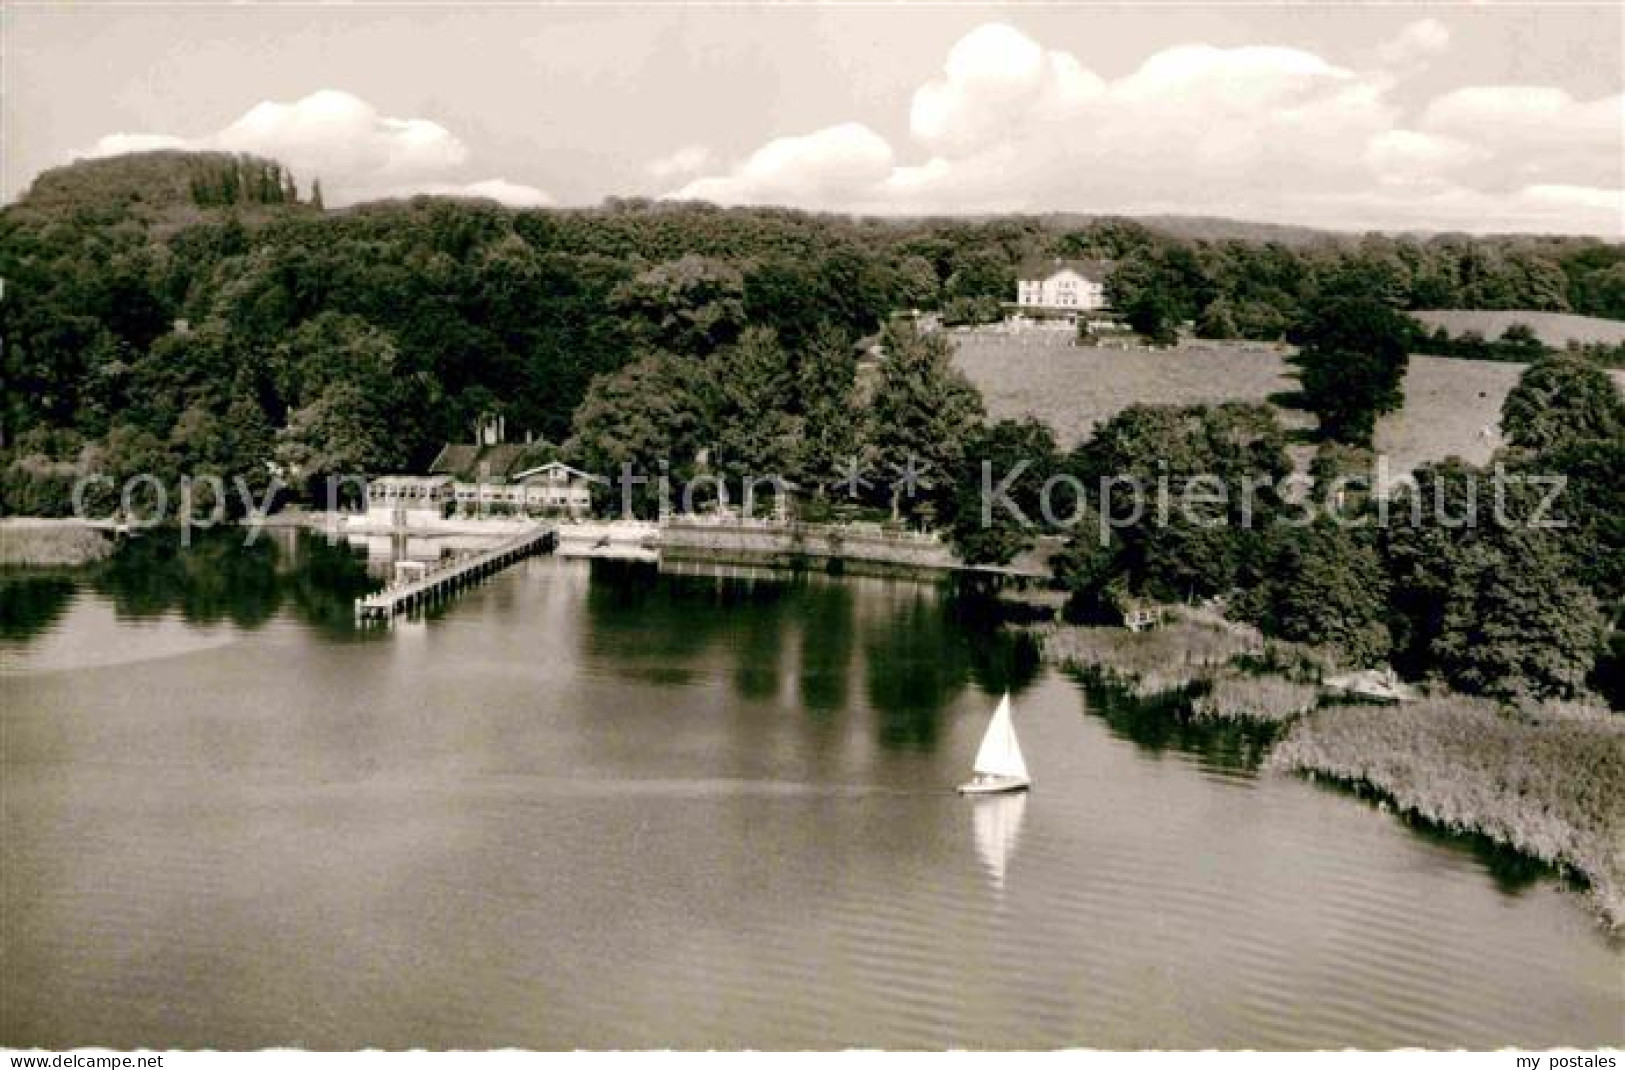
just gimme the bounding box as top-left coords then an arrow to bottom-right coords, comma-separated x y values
0,574 -> 76,642
92,535 -> 284,627
2,530 -> 380,648
1074,672 -> 1279,775
971,791 -> 1027,894
1,531 -> 388,673
582,561 -> 1045,754
2,543 -> 1621,1049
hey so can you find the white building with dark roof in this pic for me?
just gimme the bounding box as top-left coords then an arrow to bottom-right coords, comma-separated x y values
1014,257 -> 1113,314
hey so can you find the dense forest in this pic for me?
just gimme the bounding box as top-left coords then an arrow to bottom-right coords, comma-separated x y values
5,149 -> 1624,487
2,150 -> 1622,707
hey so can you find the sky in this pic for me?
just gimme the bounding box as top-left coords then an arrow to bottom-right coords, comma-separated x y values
5,3 -> 1623,235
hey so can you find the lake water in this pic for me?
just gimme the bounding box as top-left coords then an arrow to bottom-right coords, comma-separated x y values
2,532 -> 1620,1049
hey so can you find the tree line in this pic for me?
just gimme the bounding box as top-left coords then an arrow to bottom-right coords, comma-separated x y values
954,296 -> 1623,708
1,150 -> 1621,705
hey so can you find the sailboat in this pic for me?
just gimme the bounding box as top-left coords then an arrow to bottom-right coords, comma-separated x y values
958,692 -> 1031,795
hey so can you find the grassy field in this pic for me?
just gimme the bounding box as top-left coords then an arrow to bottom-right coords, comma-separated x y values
1412,309 -> 1625,348
952,333 -> 1625,473
952,335 -> 1307,447
1376,357 -> 1525,474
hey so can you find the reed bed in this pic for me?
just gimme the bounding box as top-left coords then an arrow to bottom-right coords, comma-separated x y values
1033,615 -> 1263,697
1189,672 -> 1323,724
1037,609 -> 1625,927
1033,609 -> 1328,720
1269,698 -> 1625,928
0,520 -> 115,567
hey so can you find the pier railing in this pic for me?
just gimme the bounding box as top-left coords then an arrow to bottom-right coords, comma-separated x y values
354,524 -> 557,623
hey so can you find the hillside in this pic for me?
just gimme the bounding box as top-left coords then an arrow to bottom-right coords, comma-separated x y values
1411,309 -> 1625,348
1010,212 -> 1340,247
951,335 -> 1307,445
10,150 -> 311,231
951,334 -> 1625,474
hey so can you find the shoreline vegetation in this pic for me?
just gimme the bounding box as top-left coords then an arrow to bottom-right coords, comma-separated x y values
0,518 -> 117,568
1031,613 -> 1625,930
5,516 -> 1621,927
1270,699 -> 1625,931
5,149 -> 1620,934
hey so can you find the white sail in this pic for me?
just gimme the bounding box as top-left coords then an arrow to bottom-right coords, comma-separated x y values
971,693 -> 1029,781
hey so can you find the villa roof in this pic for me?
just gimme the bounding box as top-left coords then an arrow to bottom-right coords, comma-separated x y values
428,441 -> 556,483
1015,256 -> 1114,283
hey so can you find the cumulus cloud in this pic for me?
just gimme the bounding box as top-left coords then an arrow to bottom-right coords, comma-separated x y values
408,178 -> 555,208
665,21 -> 1623,235
909,22 -> 1103,156
85,90 -> 552,208
87,133 -> 189,156
1364,129 -> 1488,188
1378,18 -> 1451,68
1419,87 -> 1625,189
646,144 -> 714,181
675,123 -> 894,206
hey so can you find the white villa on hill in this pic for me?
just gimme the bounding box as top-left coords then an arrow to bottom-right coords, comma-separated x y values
1014,257 -> 1112,314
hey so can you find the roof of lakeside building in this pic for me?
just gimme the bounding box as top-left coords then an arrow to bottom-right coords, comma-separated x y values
428,442 -> 558,483
372,474 -> 454,487
511,460 -> 605,484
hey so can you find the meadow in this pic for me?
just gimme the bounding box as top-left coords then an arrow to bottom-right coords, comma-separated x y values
951,332 -> 1625,473
1411,309 -> 1625,348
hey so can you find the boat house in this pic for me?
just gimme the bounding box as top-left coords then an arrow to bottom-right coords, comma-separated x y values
428,439 -> 599,519
365,475 -> 456,528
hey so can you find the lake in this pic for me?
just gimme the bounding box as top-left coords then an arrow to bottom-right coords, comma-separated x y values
2,532 -> 1620,1049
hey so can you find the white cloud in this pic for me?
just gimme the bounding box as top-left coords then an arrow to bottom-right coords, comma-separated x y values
646,144 -> 714,181
84,90 -> 552,208
1419,87 -> 1625,188
408,178 -> 555,208
1364,129 -> 1488,187
675,123 -> 893,206
1378,18 -> 1451,68
213,89 -> 468,178
909,22 -> 1103,156
87,133 -> 189,157
664,21 -> 1624,235
1112,44 -> 1349,107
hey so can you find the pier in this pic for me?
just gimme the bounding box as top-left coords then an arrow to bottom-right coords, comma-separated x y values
354,524 -> 557,623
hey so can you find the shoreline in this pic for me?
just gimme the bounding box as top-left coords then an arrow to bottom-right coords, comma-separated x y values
1031,615 -> 1625,930
1269,700 -> 1625,931
0,518 -> 119,568
10,518 -> 1619,929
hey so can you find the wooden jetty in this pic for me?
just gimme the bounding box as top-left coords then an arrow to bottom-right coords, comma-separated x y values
354,524 -> 557,624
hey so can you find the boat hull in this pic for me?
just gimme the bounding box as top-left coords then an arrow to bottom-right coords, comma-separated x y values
957,776 -> 1030,795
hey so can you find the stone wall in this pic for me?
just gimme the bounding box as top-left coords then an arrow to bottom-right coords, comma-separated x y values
658,519 -> 959,578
